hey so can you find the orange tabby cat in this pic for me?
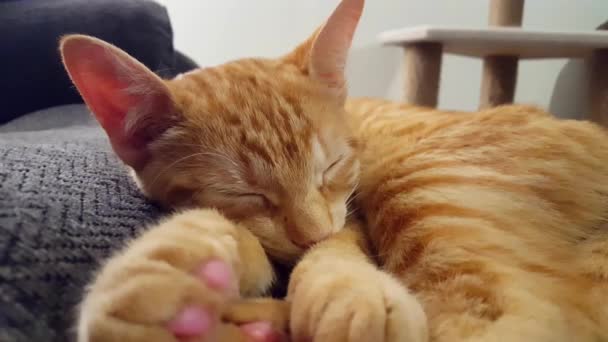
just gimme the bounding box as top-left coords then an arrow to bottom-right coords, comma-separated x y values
60,0 -> 608,341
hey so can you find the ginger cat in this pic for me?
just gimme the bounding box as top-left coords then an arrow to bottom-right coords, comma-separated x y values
60,0 -> 608,341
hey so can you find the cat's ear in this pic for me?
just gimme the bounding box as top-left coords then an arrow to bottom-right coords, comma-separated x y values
60,35 -> 175,170
285,0 -> 364,98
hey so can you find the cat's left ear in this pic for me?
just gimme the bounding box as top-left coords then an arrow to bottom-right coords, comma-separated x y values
60,35 -> 176,170
285,0 -> 364,99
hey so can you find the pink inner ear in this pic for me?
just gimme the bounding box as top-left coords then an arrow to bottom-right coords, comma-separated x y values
61,36 -> 173,169
310,0 -> 364,92
64,41 -> 146,139
78,63 -> 139,139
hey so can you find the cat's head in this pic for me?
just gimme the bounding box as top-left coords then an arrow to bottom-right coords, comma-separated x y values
60,0 -> 364,263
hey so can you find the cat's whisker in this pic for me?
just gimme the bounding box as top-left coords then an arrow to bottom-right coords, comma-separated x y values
149,151 -> 240,189
159,142 -> 207,148
149,152 -> 209,188
346,206 -> 359,218
207,148 -> 241,169
346,190 -> 361,208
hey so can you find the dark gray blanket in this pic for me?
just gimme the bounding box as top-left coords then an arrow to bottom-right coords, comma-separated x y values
0,105 -> 163,342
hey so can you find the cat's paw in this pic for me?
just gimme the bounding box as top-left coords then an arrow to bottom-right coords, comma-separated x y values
77,209 -> 281,342
288,260 -> 428,342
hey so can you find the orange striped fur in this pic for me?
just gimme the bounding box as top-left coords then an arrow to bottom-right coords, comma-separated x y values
60,0 -> 608,340
345,98 -> 608,341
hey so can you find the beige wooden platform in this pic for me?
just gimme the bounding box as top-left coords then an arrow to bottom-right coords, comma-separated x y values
379,26 -> 608,59
375,0 -> 608,126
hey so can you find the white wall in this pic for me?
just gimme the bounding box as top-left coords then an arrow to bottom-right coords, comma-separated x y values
156,0 -> 608,118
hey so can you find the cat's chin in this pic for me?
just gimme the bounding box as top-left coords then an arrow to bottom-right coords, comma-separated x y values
261,244 -> 305,266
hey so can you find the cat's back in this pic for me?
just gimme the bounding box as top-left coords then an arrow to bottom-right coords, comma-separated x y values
346,97 -> 608,251
346,97 -> 575,150
347,97 -> 608,206
346,97 -> 608,340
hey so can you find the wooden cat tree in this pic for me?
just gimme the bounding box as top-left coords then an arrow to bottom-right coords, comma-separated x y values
379,0 -> 608,126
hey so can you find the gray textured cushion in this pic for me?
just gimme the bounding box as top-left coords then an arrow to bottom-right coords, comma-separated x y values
0,105 -> 163,342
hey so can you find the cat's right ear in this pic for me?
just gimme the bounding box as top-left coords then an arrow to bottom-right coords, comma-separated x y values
284,0 -> 364,100
60,35 -> 176,170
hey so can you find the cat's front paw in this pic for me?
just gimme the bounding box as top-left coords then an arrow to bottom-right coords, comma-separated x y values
288,260 -> 428,342
77,209 -> 282,342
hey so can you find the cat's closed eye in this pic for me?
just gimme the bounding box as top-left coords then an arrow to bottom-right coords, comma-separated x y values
237,193 -> 274,209
322,155 -> 344,185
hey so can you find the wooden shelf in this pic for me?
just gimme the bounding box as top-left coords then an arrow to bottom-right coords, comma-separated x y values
379,26 -> 608,59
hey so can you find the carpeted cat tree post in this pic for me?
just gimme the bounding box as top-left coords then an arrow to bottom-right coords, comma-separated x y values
590,21 -> 608,126
479,0 -> 524,109
379,0 -> 608,126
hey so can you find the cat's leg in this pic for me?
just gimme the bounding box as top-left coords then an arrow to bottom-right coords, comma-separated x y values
398,254 -> 602,342
287,220 -> 428,342
416,286 -> 596,342
77,209 -> 285,342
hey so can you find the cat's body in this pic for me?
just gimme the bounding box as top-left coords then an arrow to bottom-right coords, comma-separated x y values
59,0 -> 608,341
346,98 -> 608,340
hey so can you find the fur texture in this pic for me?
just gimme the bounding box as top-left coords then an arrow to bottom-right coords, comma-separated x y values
346,98 -> 608,341
59,0 -> 608,341
60,30 -> 360,264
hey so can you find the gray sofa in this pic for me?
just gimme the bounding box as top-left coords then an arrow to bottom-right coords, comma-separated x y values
0,105 -> 164,341
0,1 -> 195,340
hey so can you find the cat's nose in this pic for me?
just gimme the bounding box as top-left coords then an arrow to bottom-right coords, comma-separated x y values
288,231 -> 330,249
283,210 -> 332,248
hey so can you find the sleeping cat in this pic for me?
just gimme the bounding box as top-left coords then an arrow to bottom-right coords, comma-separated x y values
60,0 -> 608,341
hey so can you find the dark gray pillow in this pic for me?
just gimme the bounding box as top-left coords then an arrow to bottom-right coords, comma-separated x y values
0,105 -> 164,342
0,0 -> 197,124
